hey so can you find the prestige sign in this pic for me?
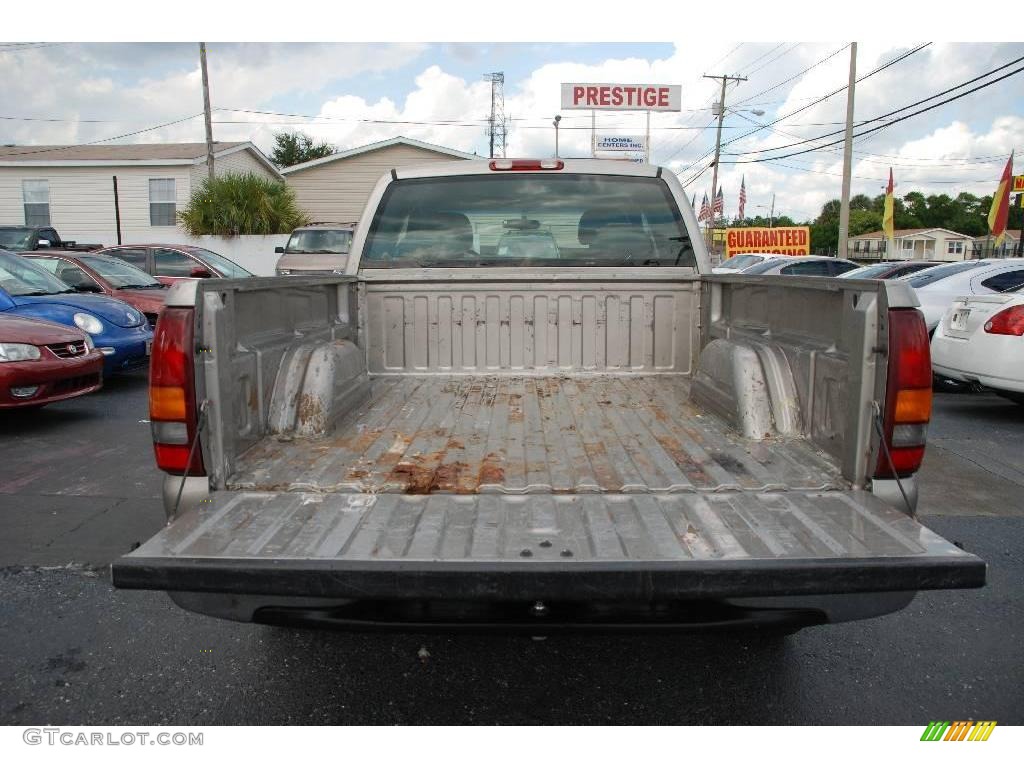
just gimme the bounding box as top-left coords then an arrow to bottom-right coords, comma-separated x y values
561,83 -> 681,111
595,135 -> 646,152
725,226 -> 811,257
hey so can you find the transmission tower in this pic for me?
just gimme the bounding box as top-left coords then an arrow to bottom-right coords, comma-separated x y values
484,72 -> 507,158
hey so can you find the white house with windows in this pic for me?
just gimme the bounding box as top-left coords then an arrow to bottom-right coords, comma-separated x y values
848,227 -> 974,262
0,142 -> 281,247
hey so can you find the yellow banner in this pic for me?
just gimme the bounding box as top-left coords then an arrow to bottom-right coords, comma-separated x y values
725,226 -> 811,258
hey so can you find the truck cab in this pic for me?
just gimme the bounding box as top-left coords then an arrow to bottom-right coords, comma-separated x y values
0,225 -> 102,253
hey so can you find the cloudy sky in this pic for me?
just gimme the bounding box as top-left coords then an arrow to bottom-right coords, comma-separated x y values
2,40 -> 1022,222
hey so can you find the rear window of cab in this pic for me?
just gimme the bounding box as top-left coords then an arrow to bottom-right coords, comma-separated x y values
361,174 -> 697,269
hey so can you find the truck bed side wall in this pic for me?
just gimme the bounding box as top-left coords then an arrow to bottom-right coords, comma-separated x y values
700,274 -> 909,485
195,276 -> 359,488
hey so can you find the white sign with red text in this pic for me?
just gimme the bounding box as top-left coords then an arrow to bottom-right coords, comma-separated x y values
561,83 -> 681,111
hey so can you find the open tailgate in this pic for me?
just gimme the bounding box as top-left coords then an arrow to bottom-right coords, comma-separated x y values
113,490 -> 985,600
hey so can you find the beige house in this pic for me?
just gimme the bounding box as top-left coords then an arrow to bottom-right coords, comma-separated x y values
848,227 -> 974,262
0,142 -> 281,247
281,136 -> 478,223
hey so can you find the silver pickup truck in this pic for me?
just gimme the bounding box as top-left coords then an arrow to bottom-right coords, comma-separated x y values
113,159 -> 984,632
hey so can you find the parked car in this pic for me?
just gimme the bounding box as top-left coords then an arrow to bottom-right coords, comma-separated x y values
931,284 -> 1024,405
24,251 -> 168,328
0,249 -> 152,375
840,261 -> 940,280
0,225 -> 102,253
112,158 -> 984,632
900,258 -> 1024,332
97,244 -> 252,284
275,223 -> 356,276
741,256 -> 860,276
0,314 -> 104,409
712,252 -> 776,274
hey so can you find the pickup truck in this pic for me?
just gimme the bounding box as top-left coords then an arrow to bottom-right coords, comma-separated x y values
0,225 -> 103,253
113,159 -> 985,633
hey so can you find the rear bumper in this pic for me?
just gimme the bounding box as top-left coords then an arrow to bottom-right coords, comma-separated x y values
116,551 -> 984,602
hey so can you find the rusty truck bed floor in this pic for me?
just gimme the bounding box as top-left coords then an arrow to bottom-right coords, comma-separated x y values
228,376 -> 844,495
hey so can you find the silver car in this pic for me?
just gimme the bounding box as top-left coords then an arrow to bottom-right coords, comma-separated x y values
274,222 -> 355,275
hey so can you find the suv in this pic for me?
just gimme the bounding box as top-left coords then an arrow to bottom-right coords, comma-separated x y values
275,222 -> 356,275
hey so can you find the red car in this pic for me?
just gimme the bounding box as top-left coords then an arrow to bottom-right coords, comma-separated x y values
24,251 -> 168,328
0,314 -> 104,408
96,244 -> 252,285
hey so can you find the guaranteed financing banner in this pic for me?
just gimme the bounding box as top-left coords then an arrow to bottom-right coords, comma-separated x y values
725,226 -> 811,257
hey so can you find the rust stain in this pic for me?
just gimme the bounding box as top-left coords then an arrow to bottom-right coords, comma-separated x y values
296,393 -> 326,434
478,452 -> 505,486
654,434 -> 712,487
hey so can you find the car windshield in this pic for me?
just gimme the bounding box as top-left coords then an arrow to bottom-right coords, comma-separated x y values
286,229 -> 353,254
841,263 -> 897,279
0,249 -> 75,296
741,258 -> 785,274
187,248 -> 252,278
717,254 -> 765,270
80,255 -> 163,288
0,228 -> 34,252
362,173 -> 696,268
905,260 -> 985,288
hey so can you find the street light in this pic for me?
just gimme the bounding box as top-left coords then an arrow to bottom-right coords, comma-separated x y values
755,194 -> 775,228
553,115 -> 561,158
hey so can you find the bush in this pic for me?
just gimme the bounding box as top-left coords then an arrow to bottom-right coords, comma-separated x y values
178,172 -> 309,236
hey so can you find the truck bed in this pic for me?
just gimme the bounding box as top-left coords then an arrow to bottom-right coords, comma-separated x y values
228,375 -> 844,496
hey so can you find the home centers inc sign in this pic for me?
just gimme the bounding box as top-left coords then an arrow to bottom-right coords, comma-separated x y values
725,226 -> 811,258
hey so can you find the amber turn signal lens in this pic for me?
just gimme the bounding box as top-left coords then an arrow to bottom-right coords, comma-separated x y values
894,387 -> 932,424
150,384 -> 187,421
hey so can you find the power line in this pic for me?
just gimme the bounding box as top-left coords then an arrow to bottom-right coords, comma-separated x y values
723,52 -> 1024,158
673,42 -> 931,182
730,43 -> 852,108
728,60 -> 1024,165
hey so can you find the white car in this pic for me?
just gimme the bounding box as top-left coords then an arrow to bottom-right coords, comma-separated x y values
740,256 -> 860,277
712,252 -> 776,273
901,258 -> 1024,332
931,287 -> 1024,404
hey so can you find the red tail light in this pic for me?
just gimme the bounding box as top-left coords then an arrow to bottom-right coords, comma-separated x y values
150,308 -> 204,475
984,304 -> 1024,336
875,308 -> 932,478
489,159 -> 564,171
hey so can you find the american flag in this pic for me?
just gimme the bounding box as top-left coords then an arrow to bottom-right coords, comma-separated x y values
738,176 -> 746,220
712,186 -> 724,215
698,193 -> 711,222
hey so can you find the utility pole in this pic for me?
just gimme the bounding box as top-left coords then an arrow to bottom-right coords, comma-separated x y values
704,74 -> 747,247
199,42 -> 215,182
837,43 -> 858,259
769,192 -> 775,228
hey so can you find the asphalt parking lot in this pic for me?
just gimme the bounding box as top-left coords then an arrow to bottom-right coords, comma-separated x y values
0,374 -> 1021,725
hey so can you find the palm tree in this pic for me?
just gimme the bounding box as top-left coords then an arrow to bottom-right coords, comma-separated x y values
178,172 -> 310,236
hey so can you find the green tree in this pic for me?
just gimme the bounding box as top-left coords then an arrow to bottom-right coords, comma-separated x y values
270,131 -> 336,168
178,172 -> 310,236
